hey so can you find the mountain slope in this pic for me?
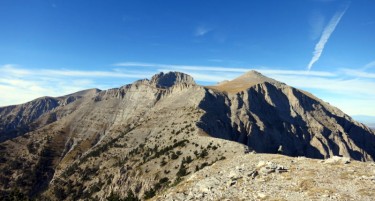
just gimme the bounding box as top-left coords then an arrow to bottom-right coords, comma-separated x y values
0,72 -> 246,200
0,71 -> 374,200
201,71 -> 375,161
154,153 -> 375,201
0,88 -> 100,142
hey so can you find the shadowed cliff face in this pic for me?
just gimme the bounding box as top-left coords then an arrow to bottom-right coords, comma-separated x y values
0,97 -> 60,142
198,83 -> 324,159
198,71 -> 375,161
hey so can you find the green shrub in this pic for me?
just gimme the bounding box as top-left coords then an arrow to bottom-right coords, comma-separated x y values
160,158 -> 167,166
143,188 -> 156,199
176,163 -> 188,178
170,152 -> 179,160
199,149 -> 208,158
107,190 -> 140,201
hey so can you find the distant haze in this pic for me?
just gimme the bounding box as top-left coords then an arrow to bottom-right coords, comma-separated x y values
352,115 -> 375,129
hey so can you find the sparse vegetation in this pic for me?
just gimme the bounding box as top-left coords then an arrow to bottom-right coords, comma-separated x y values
141,139 -> 189,163
143,188 -> 156,199
160,157 -> 167,166
62,163 -> 78,178
107,190 -> 140,201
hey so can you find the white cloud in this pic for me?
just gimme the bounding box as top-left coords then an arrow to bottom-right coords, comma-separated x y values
158,68 -> 237,82
342,69 -> 375,79
40,69 -> 153,78
363,60 -> 375,70
1,64 -> 32,76
115,62 -> 336,77
0,65 -> 155,79
307,4 -> 349,70
0,65 -> 155,106
194,26 -> 212,36
309,11 -> 325,40
270,74 -> 375,97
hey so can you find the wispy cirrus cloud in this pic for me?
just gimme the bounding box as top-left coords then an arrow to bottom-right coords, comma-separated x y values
1,65 -> 155,79
340,60 -> 375,79
307,3 -> 349,70
0,64 -> 155,106
363,60 -> 375,70
194,25 -> 212,36
309,11 -> 325,40
341,69 -> 375,79
114,62 -> 336,77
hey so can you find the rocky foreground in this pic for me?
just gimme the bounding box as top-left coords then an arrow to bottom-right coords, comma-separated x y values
155,153 -> 375,201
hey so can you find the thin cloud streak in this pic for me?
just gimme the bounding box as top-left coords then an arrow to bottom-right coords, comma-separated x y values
342,69 -> 375,79
115,62 -> 336,77
309,10 -> 325,40
194,25 -> 212,36
363,60 -> 375,70
0,65 -> 156,106
41,69 -> 153,78
0,65 -> 155,79
271,74 -> 375,96
307,3 -> 349,70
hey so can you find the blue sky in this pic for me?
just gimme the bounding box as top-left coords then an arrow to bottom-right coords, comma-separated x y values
1,0 -> 375,118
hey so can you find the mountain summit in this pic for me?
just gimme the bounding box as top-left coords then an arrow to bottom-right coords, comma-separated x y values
150,71 -> 196,88
0,71 -> 374,200
211,70 -> 282,93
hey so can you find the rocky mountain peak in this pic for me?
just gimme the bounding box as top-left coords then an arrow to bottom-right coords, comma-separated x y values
234,70 -> 280,84
211,70 -> 282,93
150,71 -> 196,88
240,70 -> 264,78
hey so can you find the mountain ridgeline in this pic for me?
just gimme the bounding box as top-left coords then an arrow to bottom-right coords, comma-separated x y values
0,71 -> 374,200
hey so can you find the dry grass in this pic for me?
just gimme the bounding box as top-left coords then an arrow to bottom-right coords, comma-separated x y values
296,178 -> 336,197
269,198 -> 288,201
340,171 -> 353,180
357,188 -> 375,196
208,81 -> 258,93
60,138 -> 92,165
298,179 -> 315,192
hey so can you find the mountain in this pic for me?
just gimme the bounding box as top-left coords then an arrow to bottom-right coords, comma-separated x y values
204,71 -> 375,160
0,88 -> 100,142
0,71 -> 374,200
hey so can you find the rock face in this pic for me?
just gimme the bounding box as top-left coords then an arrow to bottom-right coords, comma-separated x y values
0,71 -> 374,200
0,88 -> 100,142
150,71 -> 196,88
201,71 -> 375,161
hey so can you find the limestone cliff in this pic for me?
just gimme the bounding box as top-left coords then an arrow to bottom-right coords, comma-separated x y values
201,71 -> 375,161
